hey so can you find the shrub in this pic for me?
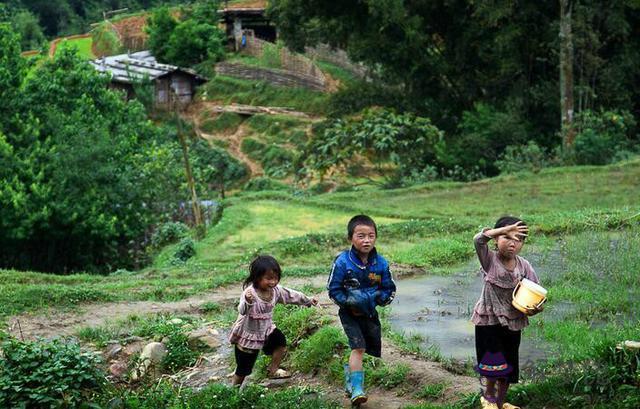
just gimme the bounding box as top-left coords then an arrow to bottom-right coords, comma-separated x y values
496,141 -> 548,174
151,222 -> 189,249
244,177 -> 289,191
172,237 -> 196,263
453,103 -> 530,176
291,326 -> 348,374
572,110 -> 637,165
0,338 -> 104,408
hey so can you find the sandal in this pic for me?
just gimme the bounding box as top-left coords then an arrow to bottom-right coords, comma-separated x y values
502,403 -> 521,409
480,396 -> 499,409
267,368 -> 291,379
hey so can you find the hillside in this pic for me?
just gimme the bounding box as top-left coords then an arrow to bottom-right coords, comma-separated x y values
2,161 -> 639,408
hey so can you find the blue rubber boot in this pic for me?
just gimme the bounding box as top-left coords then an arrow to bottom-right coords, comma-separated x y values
350,370 -> 367,405
343,364 -> 352,396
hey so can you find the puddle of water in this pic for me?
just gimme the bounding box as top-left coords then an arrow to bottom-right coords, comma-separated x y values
389,258 -> 552,365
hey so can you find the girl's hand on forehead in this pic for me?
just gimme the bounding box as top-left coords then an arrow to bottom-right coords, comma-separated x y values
503,221 -> 529,241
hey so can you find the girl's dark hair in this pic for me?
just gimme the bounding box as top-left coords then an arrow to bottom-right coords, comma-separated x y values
347,214 -> 377,239
244,255 -> 282,289
494,216 -> 527,241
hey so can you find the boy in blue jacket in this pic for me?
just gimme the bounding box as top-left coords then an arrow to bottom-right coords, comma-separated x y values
327,215 -> 397,405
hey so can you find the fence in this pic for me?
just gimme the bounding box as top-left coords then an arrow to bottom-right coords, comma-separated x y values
304,43 -> 368,79
215,62 -> 326,91
238,32 -> 327,90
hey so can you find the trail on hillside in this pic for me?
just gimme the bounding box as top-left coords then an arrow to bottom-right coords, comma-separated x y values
7,272 -> 477,408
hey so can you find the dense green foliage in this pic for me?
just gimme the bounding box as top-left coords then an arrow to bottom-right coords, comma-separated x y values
0,27 -> 166,272
0,27 -> 244,273
305,107 -> 444,184
146,2 -> 225,67
0,338 -> 104,408
270,0 -> 640,177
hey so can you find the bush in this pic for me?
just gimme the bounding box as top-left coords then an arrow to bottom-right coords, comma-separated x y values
496,141 -> 549,174
572,110 -> 637,165
151,222 -> 189,249
244,177 -> 289,192
0,338 -> 104,408
291,326 -> 348,374
452,103 -> 530,176
172,237 -> 196,263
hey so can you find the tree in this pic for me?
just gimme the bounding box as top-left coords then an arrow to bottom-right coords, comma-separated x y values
11,10 -> 46,51
269,0 -> 640,153
146,7 -> 178,62
304,108 -> 444,183
560,0 -> 576,147
146,1 -> 225,67
0,32 -> 180,272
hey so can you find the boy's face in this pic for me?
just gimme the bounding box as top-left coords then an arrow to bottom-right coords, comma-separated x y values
351,224 -> 377,255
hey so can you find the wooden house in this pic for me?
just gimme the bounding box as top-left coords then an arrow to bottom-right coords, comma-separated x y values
90,51 -> 207,109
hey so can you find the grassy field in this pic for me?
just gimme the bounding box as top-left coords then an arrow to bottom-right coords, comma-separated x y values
1,160 -> 639,408
55,37 -> 95,59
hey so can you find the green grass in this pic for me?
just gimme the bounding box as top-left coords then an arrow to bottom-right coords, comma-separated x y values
316,60 -> 358,85
55,37 -> 95,59
200,112 -> 244,134
98,381 -> 341,408
415,383 -> 448,400
202,75 -> 329,115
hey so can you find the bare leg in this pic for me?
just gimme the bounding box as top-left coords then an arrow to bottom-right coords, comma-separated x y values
232,374 -> 245,386
496,379 -> 509,408
267,346 -> 287,375
484,378 -> 497,401
349,348 -> 365,371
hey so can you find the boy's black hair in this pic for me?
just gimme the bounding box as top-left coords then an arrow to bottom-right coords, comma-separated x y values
347,214 -> 377,239
244,255 -> 282,289
494,216 -> 527,241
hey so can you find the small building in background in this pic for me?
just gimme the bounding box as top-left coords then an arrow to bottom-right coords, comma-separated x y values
219,0 -> 276,49
90,51 -> 207,109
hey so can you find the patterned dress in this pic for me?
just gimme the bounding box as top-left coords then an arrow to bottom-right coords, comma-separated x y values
229,284 -> 312,350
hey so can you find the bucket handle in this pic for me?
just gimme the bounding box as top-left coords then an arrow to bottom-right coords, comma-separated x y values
513,280 -> 548,311
511,281 -> 521,301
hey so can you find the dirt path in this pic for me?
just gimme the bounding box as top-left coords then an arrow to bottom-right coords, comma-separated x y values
6,275 -> 324,341
200,123 -> 264,177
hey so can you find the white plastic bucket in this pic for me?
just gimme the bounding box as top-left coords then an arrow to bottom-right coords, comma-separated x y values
512,278 -> 547,313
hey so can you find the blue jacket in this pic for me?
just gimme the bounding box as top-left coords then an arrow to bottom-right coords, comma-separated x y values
327,247 -> 396,317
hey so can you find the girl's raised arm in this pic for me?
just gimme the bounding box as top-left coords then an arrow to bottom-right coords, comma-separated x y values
276,285 -> 314,306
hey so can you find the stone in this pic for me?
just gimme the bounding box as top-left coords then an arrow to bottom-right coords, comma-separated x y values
188,327 -> 222,350
169,318 -> 184,325
617,340 -> 640,350
104,343 -> 123,360
108,361 -> 128,379
131,342 -> 167,381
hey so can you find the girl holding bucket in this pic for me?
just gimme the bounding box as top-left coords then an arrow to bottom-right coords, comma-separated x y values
471,216 -> 546,409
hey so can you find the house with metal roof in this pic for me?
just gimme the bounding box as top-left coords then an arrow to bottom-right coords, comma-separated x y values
90,51 -> 207,109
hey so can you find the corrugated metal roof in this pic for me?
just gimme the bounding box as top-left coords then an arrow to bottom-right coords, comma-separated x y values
90,51 -> 206,84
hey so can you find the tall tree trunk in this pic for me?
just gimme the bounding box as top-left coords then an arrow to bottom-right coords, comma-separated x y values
559,0 -> 576,148
174,102 -> 202,227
